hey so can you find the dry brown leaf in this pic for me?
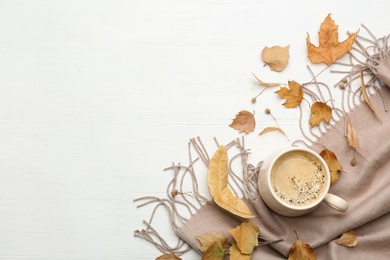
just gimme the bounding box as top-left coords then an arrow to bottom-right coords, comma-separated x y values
201,241 -> 225,260
288,239 -> 316,260
196,232 -> 228,253
262,45 -> 290,72
319,148 -> 343,184
360,69 -> 382,123
306,13 -> 359,65
229,110 -> 256,134
207,146 -> 255,218
259,127 -> 287,138
229,243 -> 252,260
228,221 -> 260,254
336,230 -> 358,247
309,102 -> 332,127
276,81 -> 304,108
347,118 -> 358,148
252,73 -> 283,87
156,252 -> 182,260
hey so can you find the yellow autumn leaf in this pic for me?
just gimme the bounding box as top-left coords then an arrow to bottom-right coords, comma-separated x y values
228,221 -> 260,255
229,243 -> 252,260
252,73 -> 283,87
347,118 -> 358,148
207,146 -> 255,219
276,81 -> 304,108
288,239 -> 316,260
196,232 -> 228,253
201,241 -> 225,260
319,148 -> 343,184
306,13 -> 359,65
360,69 -> 382,123
336,230 -> 358,247
229,110 -> 256,134
156,253 -> 182,260
259,127 -> 288,139
309,102 -> 332,127
262,45 -> 290,72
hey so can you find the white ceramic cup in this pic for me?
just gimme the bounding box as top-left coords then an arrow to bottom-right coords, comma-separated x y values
258,147 -> 348,217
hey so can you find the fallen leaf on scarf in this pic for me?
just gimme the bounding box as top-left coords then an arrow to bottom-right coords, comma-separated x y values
288,236 -> 316,260
229,110 -> 256,134
252,73 -> 283,87
336,230 -> 358,247
207,146 -> 255,219
347,118 -> 358,148
306,13 -> 359,65
229,243 -> 252,260
360,69 -> 382,123
309,102 -> 332,127
276,81 -> 304,108
196,232 -> 228,253
319,148 -> 343,184
228,221 -> 260,254
201,241 -> 225,260
156,252 -> 182,260
262,45 -> 290,72
259,127 -> 287,138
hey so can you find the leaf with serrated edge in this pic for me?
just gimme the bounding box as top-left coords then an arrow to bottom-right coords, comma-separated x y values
207,146 -> 255,218
319,148 -> 343,184
262,45 -> 290,72
229,110 -> 256,134
156,252 -> 182,260
228,221 -> 260,254
336,230 -> 358,247
347,118 -> 358,148
288,239 -> 316,260
276,81 -> 304,108
309,102 -> 332,127
229,243 -> 252,260
201,241 -> 224,260
196,232 -> 228,253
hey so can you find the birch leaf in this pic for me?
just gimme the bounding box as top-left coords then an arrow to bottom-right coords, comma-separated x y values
336,230 -> 358,247
229,243 -> 252,260
228,221 -> 260,254
201,241 -> 225,260
207,146 -> 255,218
229,110 -> 256,134
259,127 -> 287,138
306,13 -> 359,65
262,45 -> 290,72
309,102 -> 332,127
360,69 -> 382,123
319,148 -> 343,184
347,118 -> 358,148
276,81 -> 304,108
156,253 -> 182,260
288,239 -> 316,260
196,232 -> 228,253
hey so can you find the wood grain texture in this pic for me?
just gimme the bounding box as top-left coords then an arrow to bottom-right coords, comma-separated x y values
0,1 -> 388,259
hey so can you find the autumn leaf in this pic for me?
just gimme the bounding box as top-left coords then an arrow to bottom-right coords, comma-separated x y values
276,81 -> 304,108
306,13 -> 359,65
262,45 -> 290,72
228,221 -> 260,254
347,118 -> 358,148
156,252 -> 182,260
207,146 -> 255,218
288,238 -> 316,260
319,148 -> 343,184
229,243 -> 252,260
259,127 -> 288,139
201,241 -> 225,260
196,232 -> 228,253
360,69 -> 382,123
252,73 -> 283,87
336,230 -> 358,247
229,110 -> 256,134
309,102 -> 332,127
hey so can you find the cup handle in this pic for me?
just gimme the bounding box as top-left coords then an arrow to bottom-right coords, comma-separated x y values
323,193 -> 349,212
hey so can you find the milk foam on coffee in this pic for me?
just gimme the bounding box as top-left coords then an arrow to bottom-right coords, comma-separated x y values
271,151 -> 326,207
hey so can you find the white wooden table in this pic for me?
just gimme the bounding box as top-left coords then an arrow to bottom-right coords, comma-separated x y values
0,1 -> 388,259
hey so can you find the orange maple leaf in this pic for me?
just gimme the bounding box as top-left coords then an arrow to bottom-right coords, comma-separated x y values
309,102 -> 332,127
276,81 -> 304,108
306,13 -> 359,65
